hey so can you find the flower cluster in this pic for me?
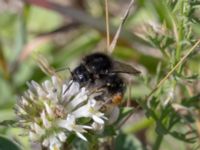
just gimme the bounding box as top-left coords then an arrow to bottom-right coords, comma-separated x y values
15,76 -> 118,150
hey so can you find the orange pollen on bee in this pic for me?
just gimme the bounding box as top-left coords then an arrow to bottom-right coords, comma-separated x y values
112,93 -> 123,105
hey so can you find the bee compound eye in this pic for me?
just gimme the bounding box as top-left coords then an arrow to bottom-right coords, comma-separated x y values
72,64 -> 92,84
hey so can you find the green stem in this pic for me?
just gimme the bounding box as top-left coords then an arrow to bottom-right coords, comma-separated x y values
152,134 -> 163,150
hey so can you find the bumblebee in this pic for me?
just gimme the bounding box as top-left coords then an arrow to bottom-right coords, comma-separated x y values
71,52 -> 140,105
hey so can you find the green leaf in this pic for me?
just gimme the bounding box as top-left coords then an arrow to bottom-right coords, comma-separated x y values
101,125 -> 116,136
114,132 -> 143,150
151,0 -> 174,29
71,136 -> 89,150
170,131 -> 197,143
0,136 -> 21,150
117,107 -> 134,123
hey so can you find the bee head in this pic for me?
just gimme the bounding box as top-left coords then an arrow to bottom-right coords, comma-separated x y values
72,64 -> 93,85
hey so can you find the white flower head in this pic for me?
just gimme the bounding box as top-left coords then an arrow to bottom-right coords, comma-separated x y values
15,76 -> 116,149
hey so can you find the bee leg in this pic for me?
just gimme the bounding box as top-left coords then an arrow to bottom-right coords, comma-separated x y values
63,80 -> 73,95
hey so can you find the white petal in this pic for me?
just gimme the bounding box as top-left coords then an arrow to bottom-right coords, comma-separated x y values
81,125 -> 93,129
37,90 -> 46,97
48,136 -> 61,150
71,105 -> 90,118
42,139 -> 49,147
30,81 -> 46,97
62,84 -> 69,100
17,106 -> 26,115
58,132 -> 67,142
93,115 -> 104,124
52,76 -> 59,89
57,120 -> 71,131
70,82 -> 80,94
29,132 -> 37,141
67,91 -> 88,111
57,115 -> 75,131
30,81 -> 40,90
87,99 -> 101,111
43,80 -> 52,91
44,102 -> 53,116
21,96 -> 29,106
73,125 -> 87,133
76,132 -> 87,141
67,114 -> 75,123
27,90 -> 35,100
50,136 -> 59,145
95,112 -> 105,117
34,123 -> 45,135
89,99 -> 96,107
63,81 -> 79,97
41,111 -> 51,128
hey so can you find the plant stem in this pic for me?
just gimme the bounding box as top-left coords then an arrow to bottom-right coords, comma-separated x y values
108,0 -> 135,54
105,0 -> 110,52
152,134 -> 163,150
147,39 -> 200,101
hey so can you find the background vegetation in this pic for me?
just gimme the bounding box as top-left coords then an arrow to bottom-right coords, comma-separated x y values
0,0 -> 200,149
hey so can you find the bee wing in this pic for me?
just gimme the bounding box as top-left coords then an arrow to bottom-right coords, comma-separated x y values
112,60 -> 141,75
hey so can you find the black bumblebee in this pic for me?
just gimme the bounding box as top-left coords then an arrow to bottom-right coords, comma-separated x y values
71,52 -> 140,105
